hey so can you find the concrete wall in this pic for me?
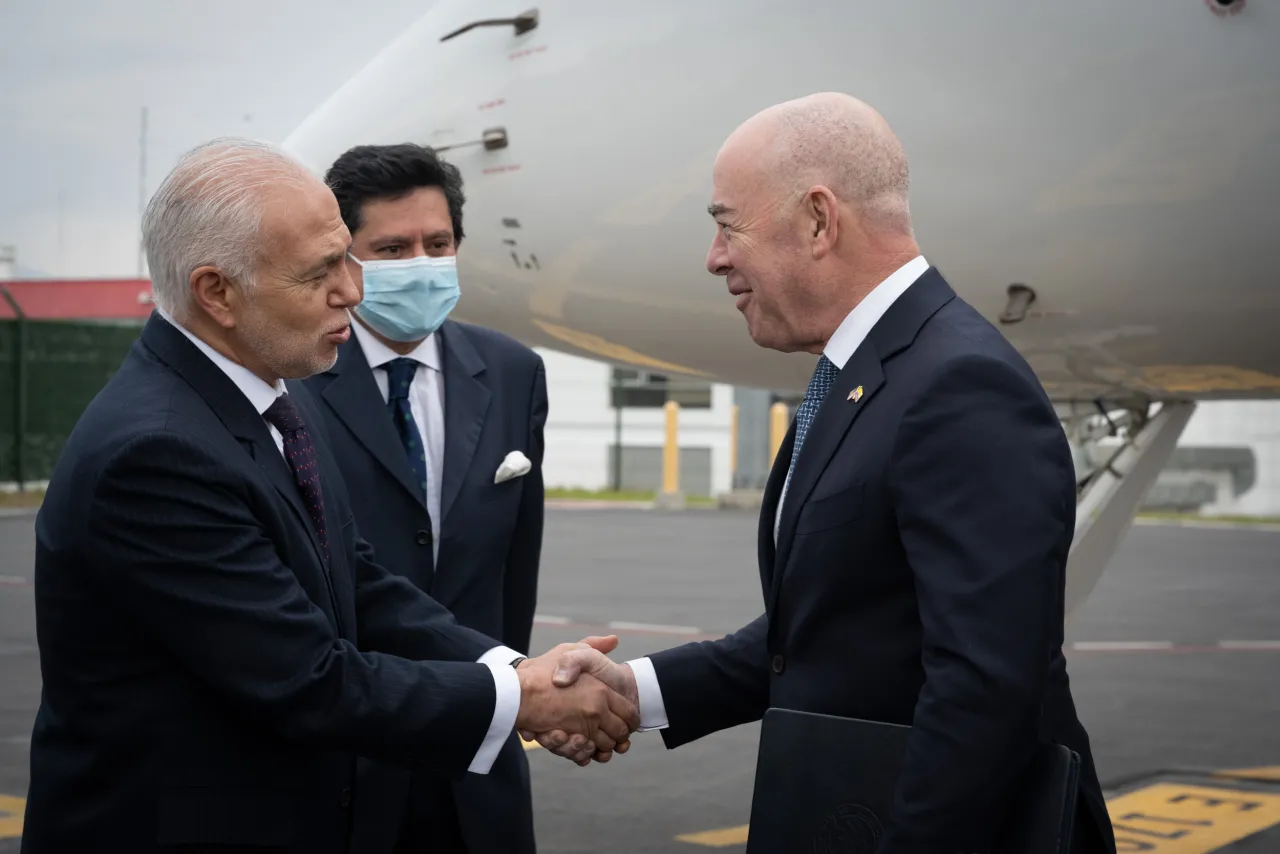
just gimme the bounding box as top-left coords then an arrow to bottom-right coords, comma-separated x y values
537,348 -> 735,497
607,446 -> 713,496
1176,401 -> 1280,515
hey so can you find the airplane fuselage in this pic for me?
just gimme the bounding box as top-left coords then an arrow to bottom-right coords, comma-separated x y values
286,0 -> 1280,401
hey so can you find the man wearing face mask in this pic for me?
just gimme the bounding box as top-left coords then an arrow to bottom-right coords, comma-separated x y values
302,143 -> 547,854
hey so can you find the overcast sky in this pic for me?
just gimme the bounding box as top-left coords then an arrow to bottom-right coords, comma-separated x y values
0,0 -> 440,278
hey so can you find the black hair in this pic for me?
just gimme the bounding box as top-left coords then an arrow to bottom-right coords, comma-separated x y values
325,143 -> 466,245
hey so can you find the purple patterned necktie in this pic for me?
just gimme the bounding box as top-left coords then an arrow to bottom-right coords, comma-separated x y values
263,393 -> 330,565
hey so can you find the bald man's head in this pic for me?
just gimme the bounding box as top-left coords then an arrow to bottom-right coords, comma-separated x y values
722,93 -> 912,234
705,93 -> 920,354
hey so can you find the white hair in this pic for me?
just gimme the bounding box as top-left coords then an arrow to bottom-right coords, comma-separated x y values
142,137 -> 313,320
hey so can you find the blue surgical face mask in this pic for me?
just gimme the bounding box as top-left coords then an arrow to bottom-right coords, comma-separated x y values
349,253 -> 461,342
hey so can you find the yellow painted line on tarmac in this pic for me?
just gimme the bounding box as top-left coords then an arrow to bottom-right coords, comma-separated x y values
0,795 -> 24,839
521,735 -> 542,751
1214,766 -> 1280,783
674,824 -> 750,847
1107,783 -> 1280,853
674,779 -> 1280,850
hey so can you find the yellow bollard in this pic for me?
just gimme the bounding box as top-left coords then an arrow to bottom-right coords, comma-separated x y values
662,400 -> 680,496
769,402 -> 789,466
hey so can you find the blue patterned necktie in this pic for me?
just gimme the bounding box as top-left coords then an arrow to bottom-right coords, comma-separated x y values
779,354 -> 840,516
263,393 -> 330,565
385,358 -> 428,501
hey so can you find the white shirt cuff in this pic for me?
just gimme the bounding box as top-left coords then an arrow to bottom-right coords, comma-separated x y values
468,646 -> 524,774
627,656 -> 670,731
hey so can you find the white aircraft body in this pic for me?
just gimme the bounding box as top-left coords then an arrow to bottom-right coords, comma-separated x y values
284,0 -> 1280,612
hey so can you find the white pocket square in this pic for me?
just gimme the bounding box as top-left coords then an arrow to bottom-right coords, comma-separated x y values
494,450 -> 532,484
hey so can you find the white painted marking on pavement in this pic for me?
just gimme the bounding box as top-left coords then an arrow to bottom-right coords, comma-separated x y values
533,614 -> 571,625
1219,640 -> 1280,650
607,621 -> 701,636
1071,641 -> 1175,651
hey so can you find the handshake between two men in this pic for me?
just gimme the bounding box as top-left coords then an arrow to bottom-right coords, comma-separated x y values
513,635 -> 641,766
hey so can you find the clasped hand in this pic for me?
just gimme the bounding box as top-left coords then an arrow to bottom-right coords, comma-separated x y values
514,635 -> 641,766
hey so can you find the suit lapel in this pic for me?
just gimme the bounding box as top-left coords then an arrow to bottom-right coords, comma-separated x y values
767,267 -> 957,611
250,436 -> 331,572
438,321 -> 491,526
757,421 -> 795,598
139,313 -> 329,573
318,338 -> 426,509
770,349 -> 885,609
286,381 -> 350,629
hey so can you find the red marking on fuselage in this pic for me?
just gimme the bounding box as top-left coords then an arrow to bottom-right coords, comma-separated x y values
509,45 -> 548,61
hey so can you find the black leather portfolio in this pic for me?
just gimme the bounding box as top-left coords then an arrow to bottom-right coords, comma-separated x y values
745,708 -> 1080,853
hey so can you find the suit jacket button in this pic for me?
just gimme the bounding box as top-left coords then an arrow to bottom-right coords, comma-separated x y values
771,654 -> 785,674
339,787 -> 352,807
416,530 -> 432,546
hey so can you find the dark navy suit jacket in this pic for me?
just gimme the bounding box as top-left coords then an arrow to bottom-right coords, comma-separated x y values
23,313 -> 506,854
649,270 -> 1116,853
302,319 -> 547,854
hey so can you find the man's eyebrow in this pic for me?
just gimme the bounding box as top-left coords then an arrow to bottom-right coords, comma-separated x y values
707,203 -> 734,218
369,229 -> 453,245
303,250 -> 346,278
370,233 -> 414,246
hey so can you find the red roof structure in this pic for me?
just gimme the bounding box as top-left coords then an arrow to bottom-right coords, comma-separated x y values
0,278 -> 155,320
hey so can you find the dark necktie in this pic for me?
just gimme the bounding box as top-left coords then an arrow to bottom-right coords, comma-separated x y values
385,358 -> 428,501
263,393 -> 330,565
779,354 -> 840,512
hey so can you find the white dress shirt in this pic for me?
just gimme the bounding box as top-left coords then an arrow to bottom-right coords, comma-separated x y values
350,321 -> 446,564
157,309 -> 521,774
627,255 -> 931,731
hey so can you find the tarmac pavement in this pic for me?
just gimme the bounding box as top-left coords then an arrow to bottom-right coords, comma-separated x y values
1,510 -> 1278,852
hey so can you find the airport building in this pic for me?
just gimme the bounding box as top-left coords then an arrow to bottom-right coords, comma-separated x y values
1,269 -> 1277,516
534,348 -> 739,498
532,349 -> 1280,516
1171,401 -> 1280,516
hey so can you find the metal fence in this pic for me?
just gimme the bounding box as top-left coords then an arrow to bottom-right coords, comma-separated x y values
0,318 -> 143,485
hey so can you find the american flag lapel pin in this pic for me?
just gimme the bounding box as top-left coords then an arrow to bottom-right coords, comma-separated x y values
848,385 -> 864,403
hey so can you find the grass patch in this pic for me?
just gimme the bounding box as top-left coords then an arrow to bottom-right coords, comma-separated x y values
546,487 -> 655,502
0,488 -> 45,509
1137,510 -> 1280,526
545,487 -> 717,508
2,485 -> 722,511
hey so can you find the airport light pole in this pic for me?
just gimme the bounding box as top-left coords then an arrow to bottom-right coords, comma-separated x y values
137,106 -> 148,277
57,189 -> 66,276
612,370 -> 623,491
